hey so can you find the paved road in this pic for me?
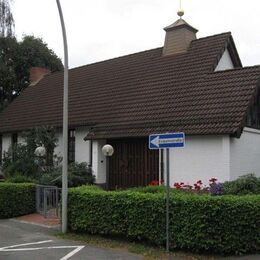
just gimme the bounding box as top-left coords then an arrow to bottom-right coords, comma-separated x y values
0,219 -> 259,260
0,219 -> 142,260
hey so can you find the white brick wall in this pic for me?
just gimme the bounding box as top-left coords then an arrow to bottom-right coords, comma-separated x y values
230,127 -> 260,179
168,135 -> 231,187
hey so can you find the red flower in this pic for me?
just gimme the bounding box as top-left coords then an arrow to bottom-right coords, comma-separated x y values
174,182 -> 182,189
209,177 -> 217,183
197,180 -> 202,185
149,180 -> 159,186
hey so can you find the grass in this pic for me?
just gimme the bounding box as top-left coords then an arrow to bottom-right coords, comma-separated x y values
55,232 -> 217,260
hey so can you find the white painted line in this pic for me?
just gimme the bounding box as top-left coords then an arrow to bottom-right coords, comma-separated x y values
60,246 -> 85,260
1,246 -> 82,252
0,240 -> 85,260
0,240 -> 53,250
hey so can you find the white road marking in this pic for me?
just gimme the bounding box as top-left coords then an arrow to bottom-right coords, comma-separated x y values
0,240 -> 53,250
0,240 -> 85,259
60,246 -> 85,260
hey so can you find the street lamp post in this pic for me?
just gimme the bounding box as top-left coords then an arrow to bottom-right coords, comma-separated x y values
56,0 -> 69,234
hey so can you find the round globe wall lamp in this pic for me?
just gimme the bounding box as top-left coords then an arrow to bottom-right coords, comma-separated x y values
34,146 -> 46,157
102,144 -> 114,157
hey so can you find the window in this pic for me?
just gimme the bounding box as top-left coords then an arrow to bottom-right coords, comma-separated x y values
12,133 -> 18,147
246,94 -> 260,129
68,129 -> 75,163
0,135 -> 2,165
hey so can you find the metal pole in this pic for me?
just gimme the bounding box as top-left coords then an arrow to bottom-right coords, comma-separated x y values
166,148 -> 170,252
159,150 -> 161,185
56,0 -> 69,233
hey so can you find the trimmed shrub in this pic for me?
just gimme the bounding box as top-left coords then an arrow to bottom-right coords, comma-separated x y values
5,175 -> 36,183
68,186 -> 260,255
223,174 -> 260,195
0,183 -> 36,218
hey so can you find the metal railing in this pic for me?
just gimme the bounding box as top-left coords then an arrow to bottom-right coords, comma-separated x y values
36,185 -> 61,218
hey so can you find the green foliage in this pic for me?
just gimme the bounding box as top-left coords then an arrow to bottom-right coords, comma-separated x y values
38,162 -> 95,188
2,143 -> 38,177
0,183 -> 36,218
68,186 -> 260,255
223,174 -> 260,195
5,175 -> 36,183
23,126 -> 58,166
17,36 -> 63,72
0,36 -> 18,111
0,35 -> 63,111
2,127 -> 58,178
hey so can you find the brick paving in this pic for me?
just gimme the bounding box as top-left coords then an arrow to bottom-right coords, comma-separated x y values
15,213 -> 60,227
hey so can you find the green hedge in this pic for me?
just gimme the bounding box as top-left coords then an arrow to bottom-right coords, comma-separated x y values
0,183 -> 36,218
68,186 -> 260,255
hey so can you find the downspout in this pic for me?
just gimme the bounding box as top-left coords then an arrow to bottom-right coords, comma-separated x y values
89,139 -> 93,167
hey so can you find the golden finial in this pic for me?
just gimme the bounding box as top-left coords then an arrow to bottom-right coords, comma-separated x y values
177,0 -> 184,18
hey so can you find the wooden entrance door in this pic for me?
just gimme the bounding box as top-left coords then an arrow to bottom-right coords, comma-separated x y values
108,138 -> 159,189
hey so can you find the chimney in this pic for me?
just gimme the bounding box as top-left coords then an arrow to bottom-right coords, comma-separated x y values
29,67 -> 51,86
163,10 -> 198,56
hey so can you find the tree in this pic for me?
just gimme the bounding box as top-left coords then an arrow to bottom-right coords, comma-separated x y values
0,0 -> 15,37
0,36 -> 18,111
14,36 -> 63,96
0,35 -> 63,111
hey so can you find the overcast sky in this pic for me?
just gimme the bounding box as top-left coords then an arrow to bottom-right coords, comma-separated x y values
12,0 -> 260,68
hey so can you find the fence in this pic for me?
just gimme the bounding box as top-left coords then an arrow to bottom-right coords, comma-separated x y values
36,185 -> 61,218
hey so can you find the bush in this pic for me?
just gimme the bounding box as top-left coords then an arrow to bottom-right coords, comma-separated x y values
68,186 -> 260,255
2,127 -> 58,178
0,183 -> 36,218
38,162 -> 95,188
2,144 -> 38,178
223,174 -> 260,195
5,175 -> 36,183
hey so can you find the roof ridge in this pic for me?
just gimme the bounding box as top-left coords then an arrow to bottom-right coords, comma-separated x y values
69,32 -> 231,72
195,31 -> 231,42
69,47 -> 163,71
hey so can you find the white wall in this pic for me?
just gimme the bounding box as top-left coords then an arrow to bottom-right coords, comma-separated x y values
0,128 -> 90,165
54,131 -> 63,160
75,128 -> 90,164
215,49 -> 234,71
92,139 -> 107,184
230,127 -> 260,179
1,134 -> 11,159
54,128 -> 90,164
167,135 -> 230,187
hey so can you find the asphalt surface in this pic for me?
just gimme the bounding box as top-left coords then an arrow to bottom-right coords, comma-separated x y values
0,219 -> 142,260
0,219 -> 259,260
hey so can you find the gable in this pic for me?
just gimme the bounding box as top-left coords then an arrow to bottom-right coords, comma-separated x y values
215,49 -> 234,71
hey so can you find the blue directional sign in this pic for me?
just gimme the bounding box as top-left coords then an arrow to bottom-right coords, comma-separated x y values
149,132 -> 185,149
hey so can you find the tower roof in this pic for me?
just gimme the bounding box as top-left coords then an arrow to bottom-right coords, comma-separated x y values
164,18 -> 198,33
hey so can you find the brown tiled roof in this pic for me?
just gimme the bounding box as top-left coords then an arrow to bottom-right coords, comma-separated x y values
0,32 -> 260,139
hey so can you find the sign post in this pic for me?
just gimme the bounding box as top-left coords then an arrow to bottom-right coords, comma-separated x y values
149,132 -> 185,252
